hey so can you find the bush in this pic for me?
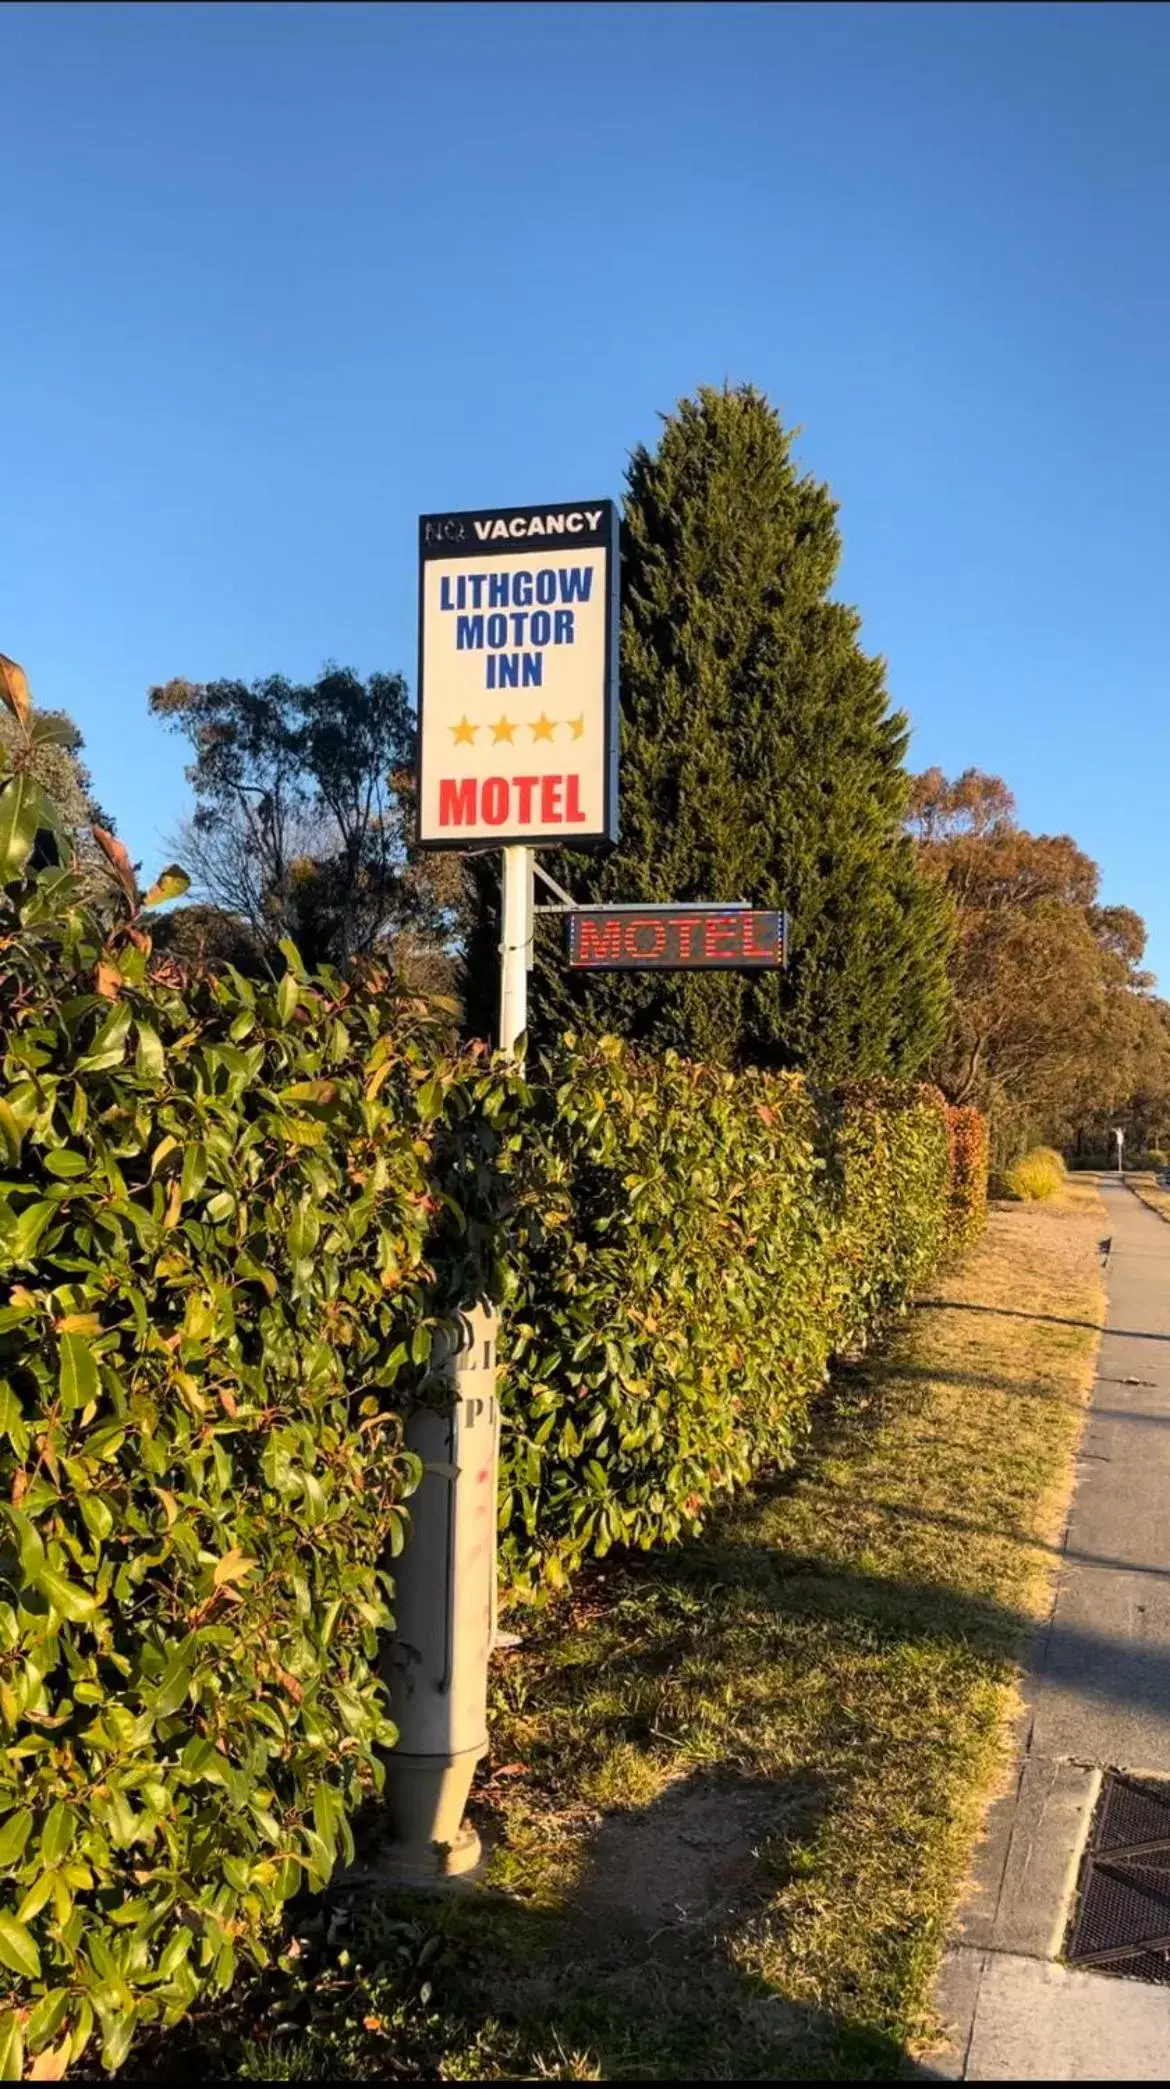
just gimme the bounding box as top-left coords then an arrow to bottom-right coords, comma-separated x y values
946,1105 -> 990,1249
1005,1145 -> 1066,1202
0,677 -> 518,2076
497,1041 -> 958,1594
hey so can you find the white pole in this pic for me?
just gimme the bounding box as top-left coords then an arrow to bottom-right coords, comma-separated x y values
491,845 -> 531,1659
382,851 -> 532,1881
499,845 -> 533,1057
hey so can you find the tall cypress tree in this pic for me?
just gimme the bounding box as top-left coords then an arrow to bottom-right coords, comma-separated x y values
464,386 -> 952,1073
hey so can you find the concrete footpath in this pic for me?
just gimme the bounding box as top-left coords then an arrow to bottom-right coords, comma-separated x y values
934,1176 -> 1170,2080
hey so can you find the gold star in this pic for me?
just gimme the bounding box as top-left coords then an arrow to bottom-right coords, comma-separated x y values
529,713 -> 555,742
450,715 -> 477,745
567,713 -> 584,740
490,714 -> 516,743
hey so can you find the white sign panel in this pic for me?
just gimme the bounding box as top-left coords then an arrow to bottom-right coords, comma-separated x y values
417,500 -> 618,847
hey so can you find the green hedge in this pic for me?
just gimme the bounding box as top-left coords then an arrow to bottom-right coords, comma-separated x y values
0,661 -> 989,2070
0,682 -> 520,2076
497,1040 -> 961,1595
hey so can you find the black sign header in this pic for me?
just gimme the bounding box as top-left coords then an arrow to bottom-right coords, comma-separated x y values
420,500 -> 613,560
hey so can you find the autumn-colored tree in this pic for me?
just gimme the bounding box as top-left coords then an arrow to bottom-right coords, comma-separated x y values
909,768 -> 1170,1161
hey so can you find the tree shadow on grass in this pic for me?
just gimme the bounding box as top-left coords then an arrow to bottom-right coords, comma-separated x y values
916,1297 -> 1170,1345
118,1513 -> 1170,2083
119,1428 -> 1170,2085
117,1762 -> 905,2083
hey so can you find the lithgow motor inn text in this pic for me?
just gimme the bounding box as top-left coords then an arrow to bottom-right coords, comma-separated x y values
430,506 -> 605,831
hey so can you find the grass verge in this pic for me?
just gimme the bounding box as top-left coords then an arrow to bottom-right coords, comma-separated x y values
1125,1171 -> 1170,1223
129,1186 -> 1104,2083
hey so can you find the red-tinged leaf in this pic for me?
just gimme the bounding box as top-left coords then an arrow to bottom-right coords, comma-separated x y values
91,824 -> 139,904
29,2040 -> 70,2080
0,654 -> 30,729
95,959 -> 123,1000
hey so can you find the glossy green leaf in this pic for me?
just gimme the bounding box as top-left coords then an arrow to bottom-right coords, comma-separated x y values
42,1148 -> 87,1178
79,1493 -> 114,1542
2,1507 -> 44,1585
180,1141 -> 208,1202
0,2011 -> 21,2082
76,1001 -> 131,1072
25,1988 -> 69,2048
0,1104 -> 21,1167
416,1077 -> 443,1123
142,864 -> 190,908
0,1811 -> 33,1868
151,1654 -> 194,1718
135,1021 -> 165,1080
59,1331 -> 99,1411
11,1199 -> 56,1260
41,1801 -> 74,1868
38,1567 -> 97,1623
0,1912 -> 41,1981
0,775 -> 43,877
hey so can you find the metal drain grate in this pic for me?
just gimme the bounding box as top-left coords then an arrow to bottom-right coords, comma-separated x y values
1066,1772 -> 1170,1982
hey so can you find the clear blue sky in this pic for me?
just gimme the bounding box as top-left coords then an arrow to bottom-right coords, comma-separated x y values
4,2 -> 1169,976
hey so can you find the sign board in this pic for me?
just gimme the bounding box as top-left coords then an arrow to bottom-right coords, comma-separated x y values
417,500 -> 618,847
567,905 -> 787,971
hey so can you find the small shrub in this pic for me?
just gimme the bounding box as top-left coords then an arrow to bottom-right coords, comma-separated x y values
1005,1145 -> 1066,1202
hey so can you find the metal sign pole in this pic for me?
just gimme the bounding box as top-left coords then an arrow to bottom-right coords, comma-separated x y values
499,845 -> 534,1056
380,866 -> 530,1886
393,494 -> 615,1883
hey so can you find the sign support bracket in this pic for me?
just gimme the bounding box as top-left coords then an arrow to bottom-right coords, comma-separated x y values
532,860 -> 579,914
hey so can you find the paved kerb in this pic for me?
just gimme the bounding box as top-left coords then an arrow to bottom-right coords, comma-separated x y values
935,1177 -> 1170,2081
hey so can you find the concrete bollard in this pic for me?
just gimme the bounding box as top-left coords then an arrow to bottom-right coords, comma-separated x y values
380,1304 -> 498,1880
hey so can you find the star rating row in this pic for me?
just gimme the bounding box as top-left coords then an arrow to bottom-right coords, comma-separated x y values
449,712 -> 585,746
